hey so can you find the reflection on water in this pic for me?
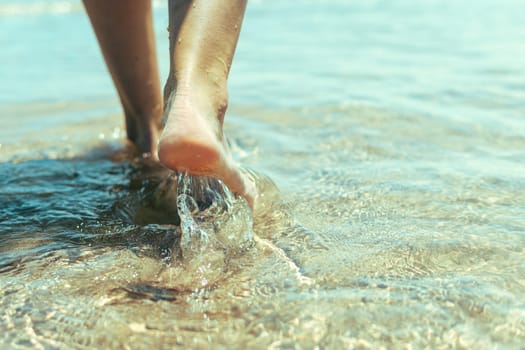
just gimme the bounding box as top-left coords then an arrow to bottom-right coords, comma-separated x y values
1,0 -> 525,348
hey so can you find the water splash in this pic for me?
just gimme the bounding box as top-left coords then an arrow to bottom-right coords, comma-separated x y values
177,172 -> 254,256
158,172 -> 254,289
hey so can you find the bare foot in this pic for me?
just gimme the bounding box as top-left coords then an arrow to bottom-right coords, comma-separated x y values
157,91 -> 256,209
126,117 -> 161,161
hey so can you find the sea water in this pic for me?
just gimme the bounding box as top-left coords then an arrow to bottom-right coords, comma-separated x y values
1,0 -> 525,348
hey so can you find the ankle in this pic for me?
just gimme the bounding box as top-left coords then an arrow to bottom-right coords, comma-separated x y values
166,75 -> 229,122
125,111 -> 162,155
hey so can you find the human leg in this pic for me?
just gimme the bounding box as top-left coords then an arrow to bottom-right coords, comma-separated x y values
158,0 -> 256,207
83,0 -> 162,157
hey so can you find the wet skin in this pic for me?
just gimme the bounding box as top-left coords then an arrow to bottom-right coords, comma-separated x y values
83,0 -> 255,208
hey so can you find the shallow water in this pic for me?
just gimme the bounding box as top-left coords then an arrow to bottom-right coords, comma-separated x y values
1,0 -> 525,348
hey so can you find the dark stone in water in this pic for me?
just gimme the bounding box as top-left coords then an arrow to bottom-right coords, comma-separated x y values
120,283 -> 180,302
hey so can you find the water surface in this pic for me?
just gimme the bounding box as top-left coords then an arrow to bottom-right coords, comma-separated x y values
1,0 -> 525,348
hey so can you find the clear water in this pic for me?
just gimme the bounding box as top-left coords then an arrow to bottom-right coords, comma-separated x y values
1,0 -> 525,348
